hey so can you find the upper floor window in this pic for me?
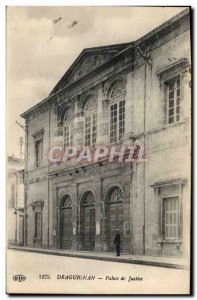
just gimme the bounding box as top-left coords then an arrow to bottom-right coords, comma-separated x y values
156,59 -> 188,126
109,81 -> 125,99
166,76 -> 181,124
83,95 -> 97,146
35,139 -> 43,168
109,80 -> 126,143
34,130 -> 44,168
63,107 -> 73,148
17,171 -> 24,184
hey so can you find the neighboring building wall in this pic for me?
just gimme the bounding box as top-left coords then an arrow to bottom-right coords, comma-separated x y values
7,156 -> 25,245
131,14 -> 191,257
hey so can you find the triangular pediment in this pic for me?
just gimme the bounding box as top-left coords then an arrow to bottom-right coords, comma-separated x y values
50,43 -> 130,95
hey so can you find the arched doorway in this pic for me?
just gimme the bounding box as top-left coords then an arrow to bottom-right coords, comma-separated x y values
106,187 -> 124,251
59,195 -> 73,249
81,191 -> 96,251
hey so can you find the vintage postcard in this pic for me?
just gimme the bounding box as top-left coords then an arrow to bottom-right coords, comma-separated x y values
6,6 -> 191,294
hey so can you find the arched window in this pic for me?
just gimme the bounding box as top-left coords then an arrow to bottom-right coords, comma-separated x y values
60,195 -> 72,208
82,191 -> 95,205
63,107 -> 73,147
83,95 -> 97,146
109,81 -> 125,99
107,186 -> 123,203
109,80 -> 126,143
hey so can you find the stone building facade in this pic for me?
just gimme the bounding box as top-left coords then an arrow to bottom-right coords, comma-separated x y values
21,9 -> 191,257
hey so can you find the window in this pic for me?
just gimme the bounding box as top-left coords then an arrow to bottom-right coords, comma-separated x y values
33,130 -> 44,168
162,197 -> 179,240
108,186 -> 123,203
166,77 -> 181,124
63,107 -> 73,148
10,184 -> 15,208
64,124 -> 73,147
35,139 -> 43,167
109,80 -> 126,143
110,99 -> 125,143
84,96 -> 97,146
85,114 -> 97,146
151,179 -> 186,244
109,81 -> 125,99
35,211 -> 42,239
17,171 -> 24,184
60,195 -> 72,208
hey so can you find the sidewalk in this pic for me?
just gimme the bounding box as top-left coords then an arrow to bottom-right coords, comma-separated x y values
8,245 -> 189,270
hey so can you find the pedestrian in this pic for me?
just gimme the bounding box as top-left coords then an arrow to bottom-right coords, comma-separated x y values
114,229 -> 121,256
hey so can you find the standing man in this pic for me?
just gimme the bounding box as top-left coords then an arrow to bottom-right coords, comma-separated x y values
114,229 -> 121,256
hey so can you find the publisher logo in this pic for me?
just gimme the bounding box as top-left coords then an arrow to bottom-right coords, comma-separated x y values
12,274 -> 26,282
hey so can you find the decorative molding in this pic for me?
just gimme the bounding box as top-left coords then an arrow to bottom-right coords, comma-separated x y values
156,58 -> 189,77
150,178 -> 187,188
70,53 -> 113,84
29,200 -> 44,209
27,175 -> 48,184
31,128 -> 44,138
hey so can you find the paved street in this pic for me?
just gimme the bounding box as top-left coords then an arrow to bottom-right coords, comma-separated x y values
7,249 -> 190,294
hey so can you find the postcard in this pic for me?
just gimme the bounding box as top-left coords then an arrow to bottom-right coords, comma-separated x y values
7,6 -> 191,294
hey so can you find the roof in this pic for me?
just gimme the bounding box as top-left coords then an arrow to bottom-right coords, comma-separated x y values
50,42 -> 132,95
21,7 -> 190,119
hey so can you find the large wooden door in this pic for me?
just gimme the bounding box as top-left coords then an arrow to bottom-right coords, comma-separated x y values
59,195 -> 73,250
60,208 -> 72,249
81,192 -> 96,251
106,187 -> 124,251
108,203 -> 123,250
18,215 -> 24,245
83,206 -> 95,250
34,210 -> 42,248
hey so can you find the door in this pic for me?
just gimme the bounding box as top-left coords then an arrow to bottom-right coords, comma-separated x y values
81,191 -> 96,251
83,206 -> 95,250
106,187 -> 124,251
60,207 -> 72,249
18,215 -> 24,246
34,211 -> 42,248
108,203 -> 123,251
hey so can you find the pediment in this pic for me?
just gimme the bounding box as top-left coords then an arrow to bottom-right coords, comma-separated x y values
70,52 -> 113,82
50,43 -> 130,95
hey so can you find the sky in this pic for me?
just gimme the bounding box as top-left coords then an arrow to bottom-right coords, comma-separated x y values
7,6 -> 186,158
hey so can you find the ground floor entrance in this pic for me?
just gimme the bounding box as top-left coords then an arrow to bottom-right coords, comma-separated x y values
105,187 -> 124,251
81,191 -> 96,251
59,195 -> 73,249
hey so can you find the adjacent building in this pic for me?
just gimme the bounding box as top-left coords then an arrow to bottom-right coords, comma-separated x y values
21,9 -> 191,257
7,155 -> 25,246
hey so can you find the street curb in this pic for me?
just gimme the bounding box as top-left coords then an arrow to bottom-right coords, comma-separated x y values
8,246 -> 189,270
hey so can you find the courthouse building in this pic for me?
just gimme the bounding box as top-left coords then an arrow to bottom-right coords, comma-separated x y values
21,9 -> 191,257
